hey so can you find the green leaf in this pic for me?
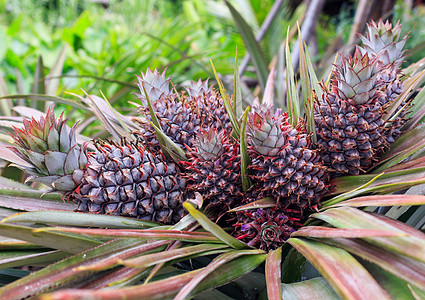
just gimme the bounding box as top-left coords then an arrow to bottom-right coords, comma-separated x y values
0,223 -> 100,254
0,250 -> 66,269
0,239 -> 155,299
298,28 -> 316,140
39,227 -> 219,243
122,244 -> 228,269
293,226 -> 404,238
288,238 -> 390,299
32,56 -> 46,112
146,119 -> 186,162
183,201 -> 248,249
240,106 -> 251,192
0,94 -> 87,110
210,60 -> 240,137
175,249 -> 265,300
285,29 -> 300,126
228,197 -> 276,212
313,207 -> 425,263
328,167 -> 425,197
225,1 -> 268,91
0,191 -> 75,212
39,253 -> 267,300
327,195 -> 425,209
234,48 -> 243,118
265,247 -> 282,300
281,277 -> 339,300
2,211 -> 158,229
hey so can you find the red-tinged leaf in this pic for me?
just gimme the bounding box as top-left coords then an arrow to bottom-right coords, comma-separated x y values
265,247 -> 282,300
292,226 -> 404,238
184,201 -> 248,249
312,207 -> 425,263
121,244 -> 228,269
0,223 -> 99,254
0,239 -> 153,299
364,262 -> 418,300
0,250 -> 66,269
281,277 -> 339,300
328,195 -> 425,209
384,156 -> 425,173
263,66 -> 275,106
323,237 -> 425,291
39,227 -> 220,243
40,253 -> 267,300
329,167 -> 425,195
228,197 -> 276,212
3,210 -> 158,229
174,250 -> 265,300
0,94 -> 87,110
76,241 -> 168,272
0,190 -> 76,212
79,266 -> 148,289
288,238 -> 391,300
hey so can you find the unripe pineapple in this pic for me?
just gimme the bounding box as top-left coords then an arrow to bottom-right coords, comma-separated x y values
315,20 -> 409,176
248,106 -> 327,211
135,69 -> 231,150
182,128 -> 242,212
9,108 -> 186,224
359,20 -> 409,145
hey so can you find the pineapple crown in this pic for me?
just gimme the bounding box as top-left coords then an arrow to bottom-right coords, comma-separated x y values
185,79 -> 213,99
136,68 -> 172,105
248,105 -> 303,156
235,208 -> 299,251
332,47 -> 383,104
8,107 -> 88,191
358,20 -> 408,68
188,128 -> 234,161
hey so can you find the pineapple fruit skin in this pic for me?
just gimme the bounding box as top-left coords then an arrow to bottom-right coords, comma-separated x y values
72,140 -> 186,224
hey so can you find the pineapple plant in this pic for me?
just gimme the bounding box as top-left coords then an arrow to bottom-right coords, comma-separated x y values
182,127 -> 243,212
9,107 -> 186,224
315,20 -> 410,176
135,69 -> 231,150
0,15 -> 424,300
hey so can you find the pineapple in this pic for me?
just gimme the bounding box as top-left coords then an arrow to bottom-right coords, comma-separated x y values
233,207 -> 302,251
9,107 -> 186,224
315,20 -> 409,175
135,69 -> 231,150
359,20 -> 409,144
248,106 -> 327,212
182,128 -> 242,212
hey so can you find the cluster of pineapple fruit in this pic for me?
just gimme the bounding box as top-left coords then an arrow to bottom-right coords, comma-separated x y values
8,20 -> 409,251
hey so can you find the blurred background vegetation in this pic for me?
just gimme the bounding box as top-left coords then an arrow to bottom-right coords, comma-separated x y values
0,0 -> 424,115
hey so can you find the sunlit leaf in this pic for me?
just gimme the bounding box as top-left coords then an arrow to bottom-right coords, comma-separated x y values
183,201 -> 248,249
2,211 -> 158,229
292,226 -> 404,238
322,237 -> 425,291
288,238 -> 390,299
0,223 -> 100,254
175,249 -> 265,300
225,1 -> 268,91
313,207 -> 425,263
327,195 -> 425,209
281,277 -> 339,300
265,247 -> 282,300
240,106 -> 251,192
38,227 -> 219,243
